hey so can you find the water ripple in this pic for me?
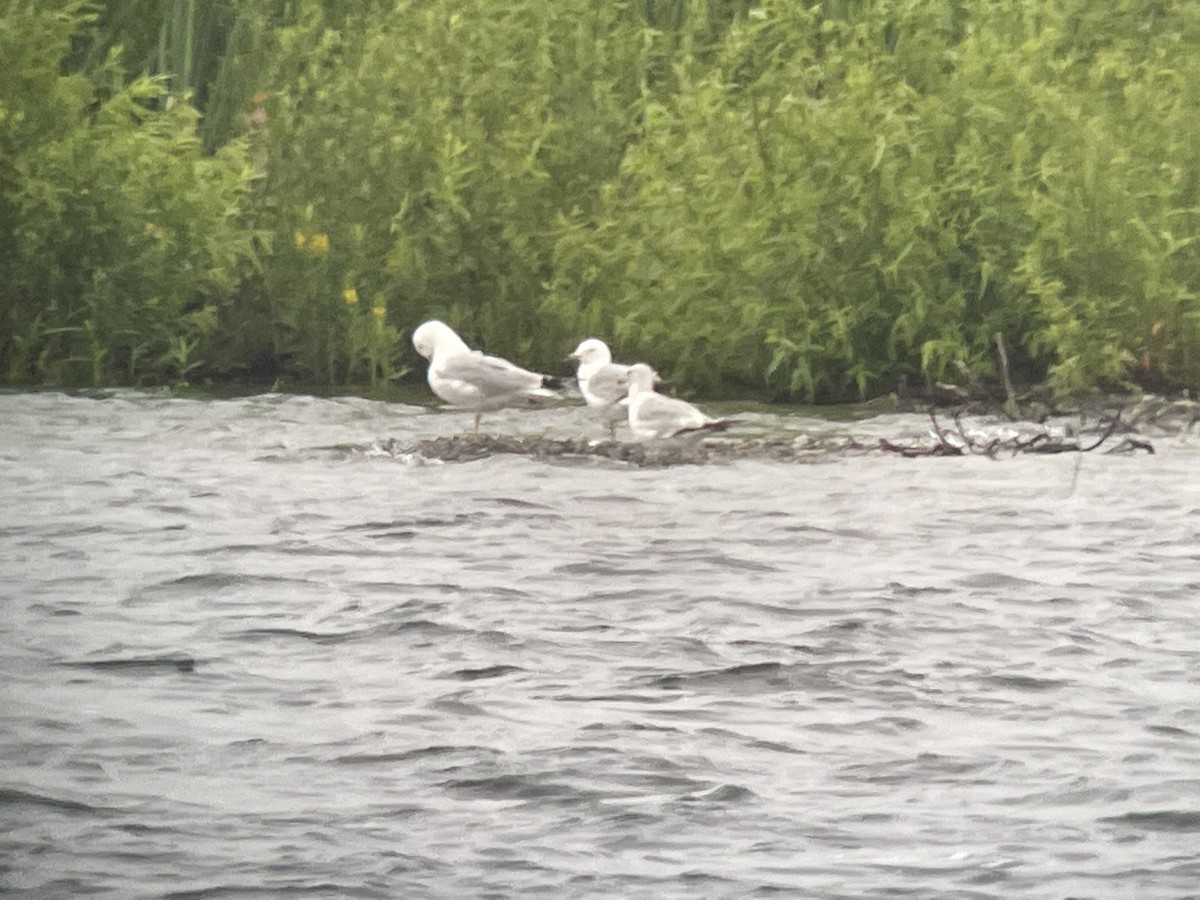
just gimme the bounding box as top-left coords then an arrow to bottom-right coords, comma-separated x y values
3,390 -> 1200,898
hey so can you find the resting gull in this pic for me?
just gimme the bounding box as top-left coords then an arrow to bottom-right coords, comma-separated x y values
568,338 -> 635,437
412,320 -> 562,432
624,363 -> 733,441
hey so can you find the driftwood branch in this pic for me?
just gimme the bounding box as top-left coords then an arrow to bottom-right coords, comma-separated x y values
926,409 -> 965,455
1078,410 -> 1125,452
876,406 -> 1155,458
339,401 -> 1161,467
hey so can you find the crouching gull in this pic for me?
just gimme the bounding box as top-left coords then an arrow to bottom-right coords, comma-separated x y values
624,363 -> 734,441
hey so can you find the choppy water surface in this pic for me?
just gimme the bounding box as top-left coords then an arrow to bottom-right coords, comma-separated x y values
3,390 -> 1200,898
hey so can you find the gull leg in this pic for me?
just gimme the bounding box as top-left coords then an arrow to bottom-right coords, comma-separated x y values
473,412 -> 481,434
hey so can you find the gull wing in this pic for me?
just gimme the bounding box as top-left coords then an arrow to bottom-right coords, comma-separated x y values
584,363 -> 631,406
634,392 -> 710,438
433,351 -> 553,408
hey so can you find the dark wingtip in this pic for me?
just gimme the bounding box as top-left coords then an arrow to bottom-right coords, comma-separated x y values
674,418 -> 737,437
542,374 -> 569,391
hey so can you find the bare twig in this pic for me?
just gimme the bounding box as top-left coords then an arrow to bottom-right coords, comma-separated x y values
1078,408 -> 1124,452
871,406 -> 1156,459
951,410 -> 982,453
927,409 -> 965,455
1107,437 -> 1156,455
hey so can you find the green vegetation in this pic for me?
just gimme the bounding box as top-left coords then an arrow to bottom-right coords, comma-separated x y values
2,0 -> 1198,400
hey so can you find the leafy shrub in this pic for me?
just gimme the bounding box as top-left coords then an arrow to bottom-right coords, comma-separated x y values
5,0 -> 1200,399
233,0 -> 653,383
547,0 -> 1200,399
0,2 -> 256,386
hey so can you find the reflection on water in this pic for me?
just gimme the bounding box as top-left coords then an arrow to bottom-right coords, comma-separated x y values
3,390 -> 1200,898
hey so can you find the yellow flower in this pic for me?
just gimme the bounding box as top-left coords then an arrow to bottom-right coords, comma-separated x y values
307,233 -> 329,254
293,229 -> 306,249
371,303 -> 386,319
342,287 -> 359,305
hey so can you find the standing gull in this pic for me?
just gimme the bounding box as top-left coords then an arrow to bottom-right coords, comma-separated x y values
624,363 -> 733,441
568,338 -> 634,437
412,320 -> 562,433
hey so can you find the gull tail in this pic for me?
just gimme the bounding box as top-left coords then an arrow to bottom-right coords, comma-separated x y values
520,372 -> 571,405
674,418 -> 736,438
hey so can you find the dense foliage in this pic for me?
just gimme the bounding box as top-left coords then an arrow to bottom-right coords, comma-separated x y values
2,0 -> 1198,399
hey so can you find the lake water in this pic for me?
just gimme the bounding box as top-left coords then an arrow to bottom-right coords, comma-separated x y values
3,389 -> 1200,898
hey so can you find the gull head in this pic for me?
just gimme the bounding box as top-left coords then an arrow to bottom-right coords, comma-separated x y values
568,338 -> 613,366
626,362 -> 660,395
413,320 -> 469,360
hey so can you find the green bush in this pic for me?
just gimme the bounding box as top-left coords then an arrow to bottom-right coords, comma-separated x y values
1005,1 -> 1200,392
228,0 -> 653,383
0,2 -> 256,386
547,0 -> 1200,399
4,0 -> 1200,399
547,3 -> 964,399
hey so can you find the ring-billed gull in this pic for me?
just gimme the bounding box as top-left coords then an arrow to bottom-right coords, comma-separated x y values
412,320 -> 563,432
568,338 -> 634,437
624,363 -> 733,440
